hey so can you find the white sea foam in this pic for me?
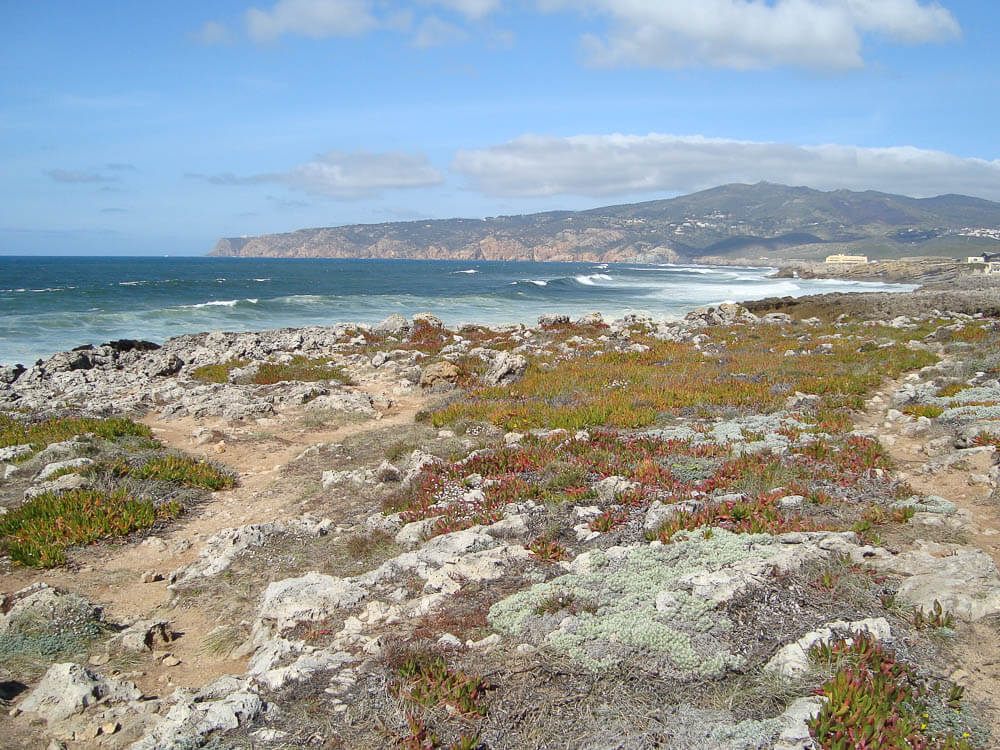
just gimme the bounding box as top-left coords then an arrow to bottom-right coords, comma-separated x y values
253,278 -> 271,282
453,269 -> 478,274
575,273 -> 614,286
185,299 -> 240,309
275,294 -> 325,305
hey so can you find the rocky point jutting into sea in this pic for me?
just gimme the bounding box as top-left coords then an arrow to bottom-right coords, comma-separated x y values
3,279 -> 1000,749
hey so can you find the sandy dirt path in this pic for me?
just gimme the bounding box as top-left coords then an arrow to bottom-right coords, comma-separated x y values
3,391 -> 430,695
859,378 -> 1000,738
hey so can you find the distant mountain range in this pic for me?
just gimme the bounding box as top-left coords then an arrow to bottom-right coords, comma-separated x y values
209,183 -> 1000,264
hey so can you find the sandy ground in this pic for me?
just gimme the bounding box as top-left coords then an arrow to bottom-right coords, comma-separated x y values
2,390 -> 431,698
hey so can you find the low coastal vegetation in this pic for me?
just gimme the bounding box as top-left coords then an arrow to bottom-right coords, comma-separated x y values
192,355 -> 352,386
430,321 -> 936,430
0,414 -> 234,568
3,305 -> 999,748
0,489 -> 182,567
0,414 -> 151,456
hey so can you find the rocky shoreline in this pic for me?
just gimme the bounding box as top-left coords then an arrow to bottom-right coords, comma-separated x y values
3,292 -> 1000,749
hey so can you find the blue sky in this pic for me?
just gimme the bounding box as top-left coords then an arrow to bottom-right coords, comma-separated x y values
2,0 -> 997,255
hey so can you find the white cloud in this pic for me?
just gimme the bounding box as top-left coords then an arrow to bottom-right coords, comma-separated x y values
246,0 -> 377,41
46,169 -> 118,184
451,133 -> 1000,200
189,150 -> 444,199
281,150 -> 444,197
413,15 -> 467,47
190,20 -> 234,45
428,0 -> 502,19
541,0 -> 960,70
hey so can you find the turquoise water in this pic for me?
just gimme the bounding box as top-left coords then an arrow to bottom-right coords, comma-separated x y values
0,256 -> 913,366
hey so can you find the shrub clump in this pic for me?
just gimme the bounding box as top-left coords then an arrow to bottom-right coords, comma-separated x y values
192,356 -> 351,385
0,588 -> 108,676
808,634 -> 983,749
0,414 -> 152,454
0,489 -> 182,567
489,528 -> 799,676
99,454 -> 236,490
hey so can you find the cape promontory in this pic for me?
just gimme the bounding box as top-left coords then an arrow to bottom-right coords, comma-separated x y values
210,182 -> 1000,264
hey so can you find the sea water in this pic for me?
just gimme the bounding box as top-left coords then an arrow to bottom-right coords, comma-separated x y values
0,256 -> 915,366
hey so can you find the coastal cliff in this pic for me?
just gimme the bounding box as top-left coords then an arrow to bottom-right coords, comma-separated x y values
210,182 -> 1000,264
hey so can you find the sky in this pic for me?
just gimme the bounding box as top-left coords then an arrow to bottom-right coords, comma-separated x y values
1,0 -> 998,255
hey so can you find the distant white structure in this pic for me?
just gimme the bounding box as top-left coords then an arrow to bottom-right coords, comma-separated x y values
968,253 -> 1000,264
825,254 -> 868,264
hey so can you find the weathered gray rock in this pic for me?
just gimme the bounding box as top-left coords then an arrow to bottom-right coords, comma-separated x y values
402,449 -> 441,485
764,618 -> 892,679
24,472 -> 91,499
484,350 -> 527,386
0,584 -> 101,634
872,542 -> 1000,621
0,364 -> 25,383
36,457 -> 93,481
130,682 -> 266,750
170,524 -> 277,586
304,390 -> 377,416
254,572 -> 367,636
537,314 -> 569,327
413,312 -> 444,329
395,517 -> 438,549
0,443 -> 32,461
420,360 -> 461,389
773,697 -> 824,750
594,475 -> 639,503
685,303 -> 759,328
19,663 -> 141,725
373,314 -> 411,338
107,619 -> 174,653
169,519 -> 330,587
644,500 -> 689,533
33,437 -> 92,465
574,312 -> 604,326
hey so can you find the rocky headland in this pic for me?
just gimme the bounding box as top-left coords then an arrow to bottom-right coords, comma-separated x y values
2,290 -> 1000,749
208,183 -> 1000,265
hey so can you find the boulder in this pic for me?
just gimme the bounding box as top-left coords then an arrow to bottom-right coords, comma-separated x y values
594,475 -> 639,504
764,618 -> 892,679
373,314 -> 411,338
24,472 -> 91,500
107,619 -> 174,653
0,443 -> 32,461
169,524 -> 280,585
420,361 -> 461,388
0,364 -> 25,383
484,351 -> 527,386
18,663 -> 141,725
255,573 -> 366,635
36,457 -> 93,482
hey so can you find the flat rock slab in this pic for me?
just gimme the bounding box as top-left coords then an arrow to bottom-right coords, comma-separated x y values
872,542 -> 1000,621
19,663 -> 141,725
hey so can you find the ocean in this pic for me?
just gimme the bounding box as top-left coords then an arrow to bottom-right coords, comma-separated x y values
0,256 -> 916,367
